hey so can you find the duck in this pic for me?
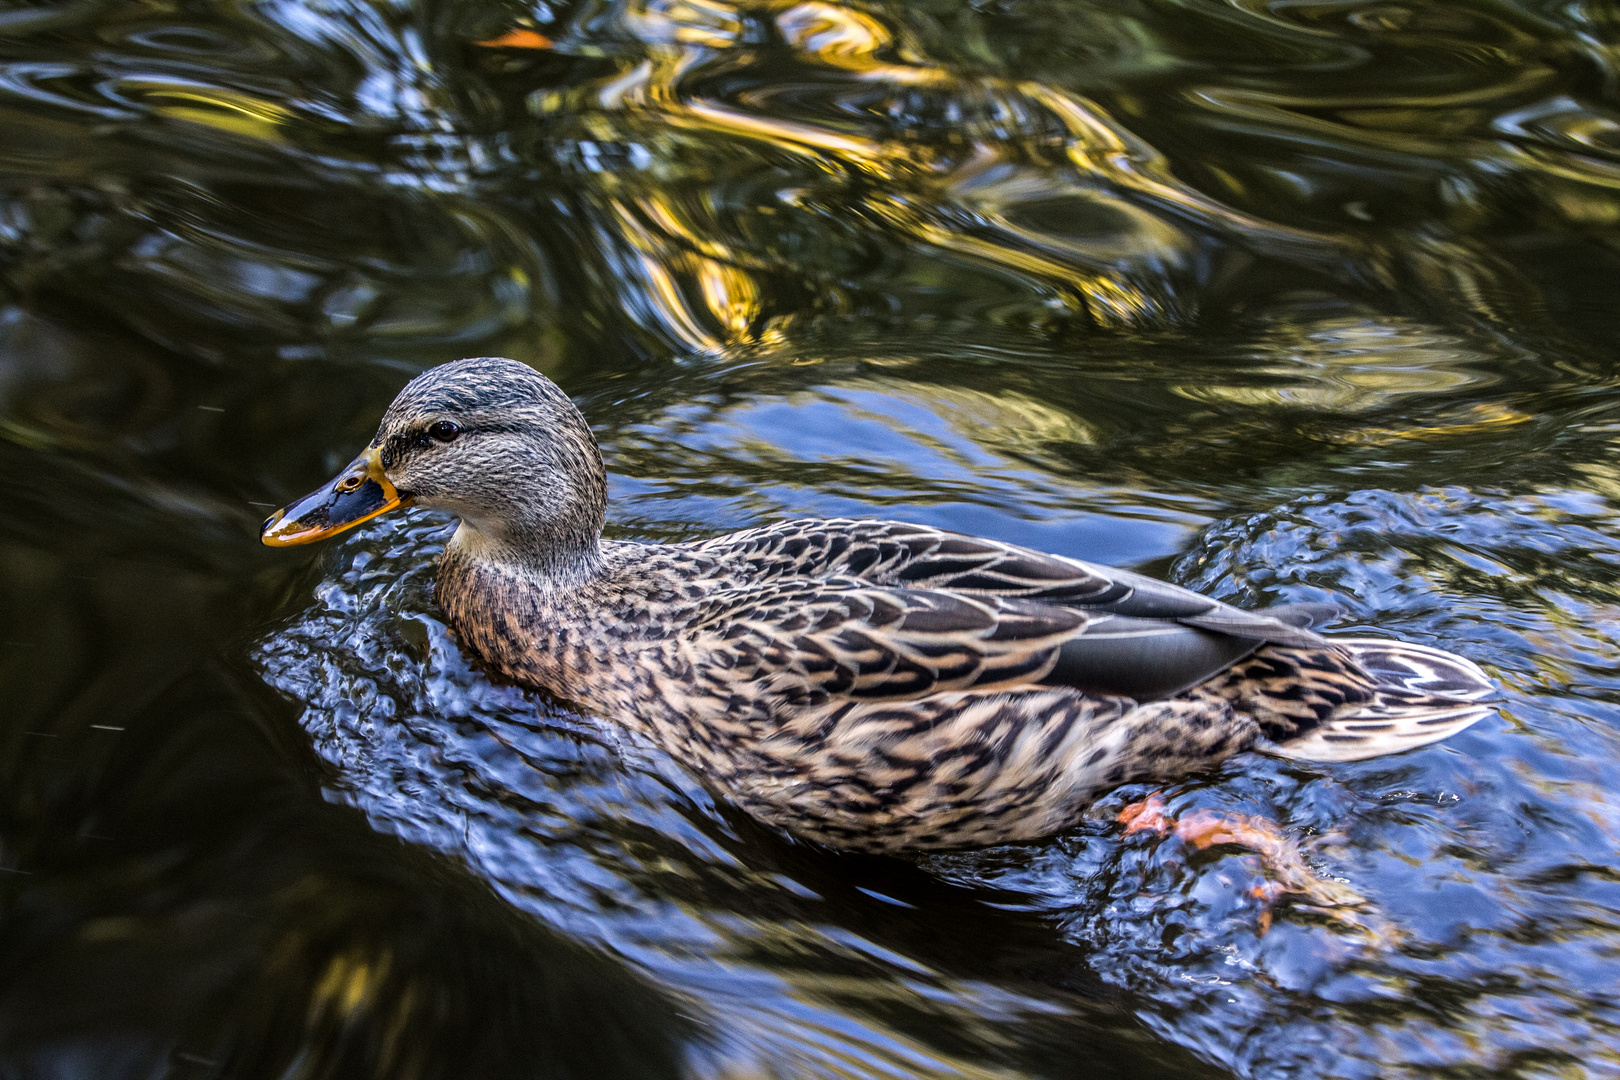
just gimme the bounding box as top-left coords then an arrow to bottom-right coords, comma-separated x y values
261,356 -> 1494,854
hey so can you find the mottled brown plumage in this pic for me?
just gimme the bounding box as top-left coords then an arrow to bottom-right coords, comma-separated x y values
264,357 -> 1496,854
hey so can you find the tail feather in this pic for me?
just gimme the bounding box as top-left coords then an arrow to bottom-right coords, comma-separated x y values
1267,638 -> 1494,763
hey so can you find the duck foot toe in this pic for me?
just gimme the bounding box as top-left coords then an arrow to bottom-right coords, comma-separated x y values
1117,798 -> 1369,934
1116,792 -> 1174,835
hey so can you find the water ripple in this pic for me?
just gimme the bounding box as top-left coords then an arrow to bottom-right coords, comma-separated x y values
920,486 -> 1620,1077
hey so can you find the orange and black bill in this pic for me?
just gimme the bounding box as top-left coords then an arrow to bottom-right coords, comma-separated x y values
260,446 -> 410,547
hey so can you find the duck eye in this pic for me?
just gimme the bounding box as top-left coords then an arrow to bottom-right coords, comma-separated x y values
428,420 -> 460,443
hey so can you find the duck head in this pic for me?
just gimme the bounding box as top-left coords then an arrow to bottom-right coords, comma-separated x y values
260,357 -> 607,577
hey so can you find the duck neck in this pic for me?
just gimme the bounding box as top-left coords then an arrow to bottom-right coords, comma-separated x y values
444,461 -> 609,589
451,517 -> 604,588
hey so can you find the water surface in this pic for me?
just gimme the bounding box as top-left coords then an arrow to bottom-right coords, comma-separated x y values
4,0 -> 1620,1076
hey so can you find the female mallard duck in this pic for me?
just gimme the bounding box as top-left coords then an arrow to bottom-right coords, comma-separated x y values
262,357 -> 1493,854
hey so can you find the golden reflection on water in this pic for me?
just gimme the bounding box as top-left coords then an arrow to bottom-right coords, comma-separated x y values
310,947 -> 393,1020
505,0 -> 1364,348
1173,314 -> 1493,411
126,81 -> 295,143
89,0 -> 1620,357
863,379 -> 1101,458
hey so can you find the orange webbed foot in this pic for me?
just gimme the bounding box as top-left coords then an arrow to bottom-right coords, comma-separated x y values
1118,797 -> 1372,936
1117,792 -> 1174,835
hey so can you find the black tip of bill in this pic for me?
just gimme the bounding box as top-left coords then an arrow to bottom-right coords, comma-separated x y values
260,449 -> 408,547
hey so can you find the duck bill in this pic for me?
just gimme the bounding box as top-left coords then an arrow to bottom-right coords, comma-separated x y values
260,447 -> 411,547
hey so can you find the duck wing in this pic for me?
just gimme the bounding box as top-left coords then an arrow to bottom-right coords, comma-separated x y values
701,519 -> 1327,652
688,579 -> 1263,704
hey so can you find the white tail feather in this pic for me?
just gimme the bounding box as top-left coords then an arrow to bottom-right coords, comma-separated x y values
1267,638 -> 1495,763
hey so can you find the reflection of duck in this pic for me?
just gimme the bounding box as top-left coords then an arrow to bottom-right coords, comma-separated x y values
263,357 -> 1493,854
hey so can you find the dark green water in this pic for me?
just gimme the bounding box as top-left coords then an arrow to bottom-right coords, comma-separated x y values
5,0 -> 1620,1076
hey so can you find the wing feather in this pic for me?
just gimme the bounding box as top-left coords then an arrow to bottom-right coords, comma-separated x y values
690,580 -> 1089,702
690,579 -> 1275,705
700,519 -> 1326,647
